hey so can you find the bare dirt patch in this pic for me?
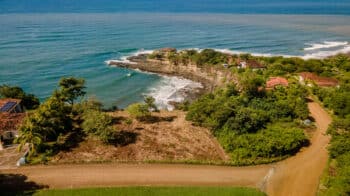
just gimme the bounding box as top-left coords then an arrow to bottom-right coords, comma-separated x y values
0,145 -> 26,169
51,110 -> 229,164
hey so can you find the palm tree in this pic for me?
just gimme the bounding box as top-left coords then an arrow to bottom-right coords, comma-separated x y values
15,118 -> 43,155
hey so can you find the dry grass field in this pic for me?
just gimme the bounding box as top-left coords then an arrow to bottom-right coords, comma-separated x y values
51,110 -> 229,164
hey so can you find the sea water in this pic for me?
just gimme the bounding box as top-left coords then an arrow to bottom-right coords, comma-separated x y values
0,1 -> 350,109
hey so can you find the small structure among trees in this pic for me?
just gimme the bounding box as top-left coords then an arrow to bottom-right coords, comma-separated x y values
0,99 -> 25,150
0,98 -> 23,113
237,59 -> 265,69
266,77 -> 289,90
299,72 -> 339,87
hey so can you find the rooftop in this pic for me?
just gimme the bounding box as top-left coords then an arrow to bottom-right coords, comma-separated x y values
299,72 -> 339,87
0,98 -> 21,113
236,59 -> 265,69
266,77 -> 289,89
0,113 -> 25,132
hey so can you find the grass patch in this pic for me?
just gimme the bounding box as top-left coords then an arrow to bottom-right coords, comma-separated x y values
34,186 -> 265,196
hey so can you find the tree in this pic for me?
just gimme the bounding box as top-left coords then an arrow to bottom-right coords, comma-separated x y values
126,103 -> 150,121
331,92 -> 350,117
144,96 -> 158,112
15,118 -> 43,156
58,77 -> 86,105
0,85 -> 40,109
239,72 -> 265,99
16,93 -> 72,152
223,107 -> 268,134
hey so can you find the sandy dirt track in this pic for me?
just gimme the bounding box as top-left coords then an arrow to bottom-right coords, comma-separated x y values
1,101 -> 331,196
266,101 -> 331,196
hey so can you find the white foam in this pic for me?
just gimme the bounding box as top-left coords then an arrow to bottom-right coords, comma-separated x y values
105,49 -> 154,65
304,41 -> 348,51
132,49 -> 154,56
212,45 -> 350,60
301,41 -> 350,59
145,76 -> 203,111
212,48 -> 296,58
105,57 -> 137,65
303,45 -> 350,59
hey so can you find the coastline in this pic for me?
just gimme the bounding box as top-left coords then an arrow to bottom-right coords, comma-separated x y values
107,54 -> 236,92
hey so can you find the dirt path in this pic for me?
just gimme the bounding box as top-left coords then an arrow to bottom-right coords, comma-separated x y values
0,101 -> 331,195
266,101 -> 331,196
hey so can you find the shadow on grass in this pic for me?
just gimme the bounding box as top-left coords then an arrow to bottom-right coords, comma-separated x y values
0,173 -> 48,196
111,116 -> 127,124
114,131 -> 139,147
141,115 -> 177,124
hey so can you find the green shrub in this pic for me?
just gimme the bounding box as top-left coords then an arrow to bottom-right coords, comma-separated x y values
126,103 -> 151,121
82,109 -> 116,144
219,125 -> 308,165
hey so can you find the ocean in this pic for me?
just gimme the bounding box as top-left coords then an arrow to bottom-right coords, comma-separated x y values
0,1 -> 350,109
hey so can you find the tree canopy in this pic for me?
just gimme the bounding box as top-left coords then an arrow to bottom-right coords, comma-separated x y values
58,77 -> 86,105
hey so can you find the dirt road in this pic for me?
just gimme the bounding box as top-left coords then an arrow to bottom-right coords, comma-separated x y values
266,101 -> 332,196
1,101 -> 331,196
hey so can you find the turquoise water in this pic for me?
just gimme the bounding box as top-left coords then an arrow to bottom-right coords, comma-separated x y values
1,4 -> 350,108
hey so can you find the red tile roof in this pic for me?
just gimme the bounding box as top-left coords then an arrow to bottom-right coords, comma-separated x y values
299,72 -> 339,87
266,77 -> 289,89
0,113 -> 25,132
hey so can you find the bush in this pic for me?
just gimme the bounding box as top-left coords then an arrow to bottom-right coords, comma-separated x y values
82,109 -> 116,144
220,124 -> 308,165
126,103 -> 151,121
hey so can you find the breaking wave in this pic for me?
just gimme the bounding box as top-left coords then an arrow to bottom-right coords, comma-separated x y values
303,41 -> 350,59
105,49 -> 154,65
144,76 -> 203,111
304,41 -> 348,51
212,42 -> 350,59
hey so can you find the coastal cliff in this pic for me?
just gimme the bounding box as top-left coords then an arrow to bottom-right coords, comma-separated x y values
107,53 -> 238,92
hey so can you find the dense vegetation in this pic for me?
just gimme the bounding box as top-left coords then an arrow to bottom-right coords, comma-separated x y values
0,85 -> 40,109
149,49 -> 229,67
186,80 -> 310,165
14,77 -> 117,163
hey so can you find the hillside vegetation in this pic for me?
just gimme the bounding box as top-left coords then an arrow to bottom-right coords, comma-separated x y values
149,49 -> 350,192
185,80 -> 310,165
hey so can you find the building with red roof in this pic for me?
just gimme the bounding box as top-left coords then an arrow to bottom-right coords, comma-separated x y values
299,72 -> 339,87
266,77 -> 289,90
